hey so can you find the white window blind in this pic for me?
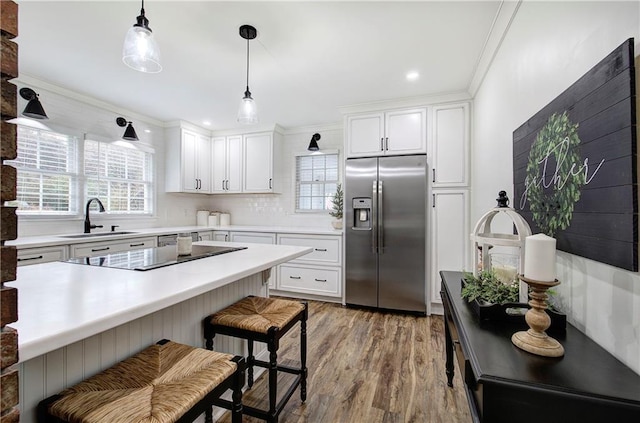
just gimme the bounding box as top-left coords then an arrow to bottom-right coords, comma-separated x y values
84,140 -> 153,214
8,126 -> 78,214
296,153 -> 339,212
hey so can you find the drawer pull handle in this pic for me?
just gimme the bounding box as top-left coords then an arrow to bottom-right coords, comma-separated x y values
314,248 -> 327,252
91,247 -> 110,252
129,243 -> 145,247
18,255 -> 44,262
289,276 -> 301,279
315,278 -> 327,282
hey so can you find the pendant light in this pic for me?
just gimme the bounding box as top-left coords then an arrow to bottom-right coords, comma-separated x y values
116,117 -> 139,141
122,0 -> 162,73
19,88 -> 48,120
237,25 -> 258,124
307,133 -> 321,151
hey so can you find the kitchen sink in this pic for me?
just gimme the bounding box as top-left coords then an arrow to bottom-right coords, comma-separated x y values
59,231 -> 138,239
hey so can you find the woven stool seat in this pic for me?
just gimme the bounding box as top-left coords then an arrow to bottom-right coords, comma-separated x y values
204,296 -> 308,423
38,340 -> 245,423
210,296 -> 306,334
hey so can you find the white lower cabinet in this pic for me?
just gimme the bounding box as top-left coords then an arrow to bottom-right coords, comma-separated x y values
278,264 -> 340,297
17,246 -> 68,266
230,232 -> 276,288
70,237 -> 157,258
212,231 -> 230,242
430,189 -> 469,308
275,233 -> 342,300
196,231 -> 213,241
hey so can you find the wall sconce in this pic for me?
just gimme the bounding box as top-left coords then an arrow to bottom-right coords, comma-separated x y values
307,133 -> 321,151
19,88 -> 48,120
116,117 -> 139,141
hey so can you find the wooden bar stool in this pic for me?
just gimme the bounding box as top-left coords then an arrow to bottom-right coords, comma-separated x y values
203,296 -> 308,423
37,339 -> 245,423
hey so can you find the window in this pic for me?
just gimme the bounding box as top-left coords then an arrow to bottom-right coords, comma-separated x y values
8,125 -> 154,216
84,140 -> 153,214
8,126 -> 78,214
295,153 -> 339,212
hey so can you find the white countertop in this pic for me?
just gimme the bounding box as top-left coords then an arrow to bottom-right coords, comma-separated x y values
7,241 -> 312,362
8,224 -> 342,249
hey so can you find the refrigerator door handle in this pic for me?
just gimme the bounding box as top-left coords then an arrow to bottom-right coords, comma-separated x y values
372,180 -> 378,253
378,180 -> 384,253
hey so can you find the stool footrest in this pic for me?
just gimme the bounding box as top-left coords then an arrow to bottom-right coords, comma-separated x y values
253,359 -> 303,376
244,374 -> 302,421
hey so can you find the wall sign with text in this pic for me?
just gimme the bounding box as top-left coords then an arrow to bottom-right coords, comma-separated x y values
513,38 -> 637,271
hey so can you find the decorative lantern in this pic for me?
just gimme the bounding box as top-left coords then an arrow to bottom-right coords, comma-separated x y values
470,191 -> 532,303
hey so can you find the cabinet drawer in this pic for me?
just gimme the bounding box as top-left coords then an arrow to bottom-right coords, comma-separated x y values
278,265 -> 340,297
17,246 -> 68,266
277,234 -> 341,265
230,232 -> 276,244
71,237 -> 156,258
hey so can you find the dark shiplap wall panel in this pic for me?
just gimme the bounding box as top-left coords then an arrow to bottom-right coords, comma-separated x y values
513,38 -> 637,271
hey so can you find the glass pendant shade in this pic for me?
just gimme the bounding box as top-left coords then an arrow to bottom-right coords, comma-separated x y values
237,91 -> 258,124
123,25 -> 161,73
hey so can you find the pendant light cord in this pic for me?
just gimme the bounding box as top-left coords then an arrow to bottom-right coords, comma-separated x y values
246,37 -> 250,91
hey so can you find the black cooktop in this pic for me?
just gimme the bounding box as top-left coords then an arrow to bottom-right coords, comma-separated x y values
66,245 -> 247,271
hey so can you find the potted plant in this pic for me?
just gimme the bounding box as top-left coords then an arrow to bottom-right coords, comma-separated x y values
330,183 -> 343,229
460,270 -> 566,334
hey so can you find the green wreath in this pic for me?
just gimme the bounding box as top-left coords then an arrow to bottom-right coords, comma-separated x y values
525,112 -> 583,237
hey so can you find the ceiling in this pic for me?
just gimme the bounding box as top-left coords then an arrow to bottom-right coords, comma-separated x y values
17,1 -> 506,131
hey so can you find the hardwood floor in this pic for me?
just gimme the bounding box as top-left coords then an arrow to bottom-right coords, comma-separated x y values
217,300 -> 471,423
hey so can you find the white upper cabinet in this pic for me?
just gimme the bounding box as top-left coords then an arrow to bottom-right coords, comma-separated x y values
165,127 -> 212,193
431,103 -> 470,187
211,135 -> 242,194
346,108 -> 426,157
243,131 -> 281,193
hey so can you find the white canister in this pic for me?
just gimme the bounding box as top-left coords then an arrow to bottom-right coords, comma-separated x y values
196,210 -> 209,226
208,214 -> 220,227
219,213 -> 231,226
176,233 -> 192,256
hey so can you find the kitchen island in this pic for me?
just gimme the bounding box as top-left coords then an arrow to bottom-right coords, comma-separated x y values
7,241 -> 311,423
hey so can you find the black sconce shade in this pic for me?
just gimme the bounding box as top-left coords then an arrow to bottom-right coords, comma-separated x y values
20,88 -> 48,120
116,117 -> 139,141
308,133 -> 321,151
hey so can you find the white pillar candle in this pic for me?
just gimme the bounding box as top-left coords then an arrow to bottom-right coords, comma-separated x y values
523,233 -> 557,282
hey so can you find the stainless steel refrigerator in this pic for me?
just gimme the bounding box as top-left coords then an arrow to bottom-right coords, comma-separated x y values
345,155 -> 427,314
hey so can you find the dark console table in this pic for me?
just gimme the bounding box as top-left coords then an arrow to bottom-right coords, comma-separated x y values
440,270 -> 640,423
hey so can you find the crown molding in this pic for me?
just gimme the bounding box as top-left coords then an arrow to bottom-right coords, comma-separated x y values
338,90 -> 472,116
15,74 -> 165,127
467,0 -> 522,96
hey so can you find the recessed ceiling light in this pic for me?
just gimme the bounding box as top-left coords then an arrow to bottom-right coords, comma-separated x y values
144,129 -> 151,133
406,71 -> 419,81
203,120 -> 212,126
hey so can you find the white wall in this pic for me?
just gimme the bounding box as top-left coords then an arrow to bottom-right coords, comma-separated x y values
472,0 -> 640,373
12,79 -> 342,236
13,79 -> 213,237
207,126 -> 343,228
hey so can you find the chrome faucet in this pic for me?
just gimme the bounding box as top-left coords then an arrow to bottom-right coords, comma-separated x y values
84,198 -> 105,233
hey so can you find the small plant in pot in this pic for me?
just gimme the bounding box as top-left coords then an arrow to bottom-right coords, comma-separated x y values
461,270 -> 519,306
330,183 -> 343,229
461,270 -> 566,334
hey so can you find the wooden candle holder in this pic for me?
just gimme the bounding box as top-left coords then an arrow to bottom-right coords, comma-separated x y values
511,275 -> 564,357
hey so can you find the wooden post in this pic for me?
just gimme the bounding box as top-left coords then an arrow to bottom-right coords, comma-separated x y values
0,1 -> 20,421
